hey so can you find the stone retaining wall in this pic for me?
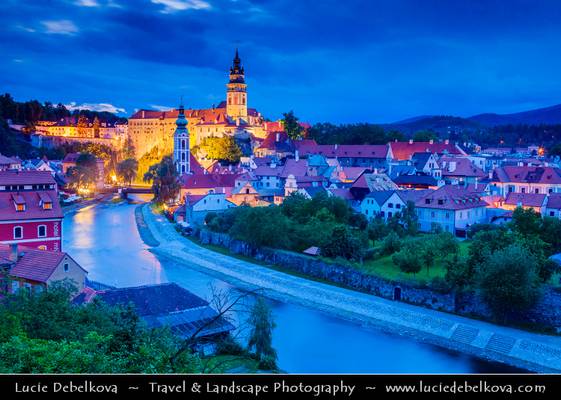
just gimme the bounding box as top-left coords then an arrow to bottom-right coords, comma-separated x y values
198,229 -> 561,330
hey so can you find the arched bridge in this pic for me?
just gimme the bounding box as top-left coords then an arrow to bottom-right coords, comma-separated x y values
120,186 -> 153,199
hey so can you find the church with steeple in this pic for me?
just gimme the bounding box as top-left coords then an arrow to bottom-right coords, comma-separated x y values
129,49 -> 270,175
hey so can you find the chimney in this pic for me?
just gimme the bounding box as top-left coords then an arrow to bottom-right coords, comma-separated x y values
9,243 -> 18,262
334,143 -> 338,150
429,139 -> 434,144
276,133 -> 280,142
409,139 -> 413,144
445,139 -> 449,145
141,110 -> 145,118
295,149 -> 299,161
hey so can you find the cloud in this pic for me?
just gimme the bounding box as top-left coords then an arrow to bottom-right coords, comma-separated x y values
41,20 -> 79,35
149,104 -> 174,111
151,0 -> 211,13
65,102 -> 126,114
75,0 -> 99,6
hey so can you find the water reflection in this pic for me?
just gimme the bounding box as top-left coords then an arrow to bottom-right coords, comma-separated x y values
63,199 -> 519,373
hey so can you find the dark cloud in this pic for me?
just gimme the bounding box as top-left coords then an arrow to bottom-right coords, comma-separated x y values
1,0 -> 561,122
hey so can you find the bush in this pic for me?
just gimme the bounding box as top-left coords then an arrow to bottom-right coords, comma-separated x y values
380,231 -> 401,256
392,247 -> 421,274
320,225 -> 368,261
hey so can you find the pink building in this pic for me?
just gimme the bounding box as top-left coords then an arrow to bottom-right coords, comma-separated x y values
0,171 -> 63,251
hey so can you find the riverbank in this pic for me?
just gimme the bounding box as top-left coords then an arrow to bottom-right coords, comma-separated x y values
137,203 -> 561,372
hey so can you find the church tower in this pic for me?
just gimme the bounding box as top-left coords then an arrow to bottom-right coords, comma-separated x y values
173,101 -> 190,175
226,49 -> 248,121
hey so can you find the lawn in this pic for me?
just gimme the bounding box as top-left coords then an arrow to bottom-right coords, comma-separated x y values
358,241 -> 470,285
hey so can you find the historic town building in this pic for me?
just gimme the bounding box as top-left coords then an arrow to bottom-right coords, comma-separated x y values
130,50 -> 267,163
173,102 -> 190,175
0,171 -> 63,251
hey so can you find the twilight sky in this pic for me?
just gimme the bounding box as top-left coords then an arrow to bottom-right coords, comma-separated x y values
1,0 -> 561,123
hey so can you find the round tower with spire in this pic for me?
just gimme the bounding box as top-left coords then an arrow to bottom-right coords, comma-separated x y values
226,49 -> 248,121
173,99 -> 190,175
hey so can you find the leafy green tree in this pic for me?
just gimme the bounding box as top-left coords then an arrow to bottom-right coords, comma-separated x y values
539,217 -> 561,256
392,246 -> 422,274
321,225 -> 368,261
143,155 -> 180,204
281,111 -> 304,140
367,217 -> 389,241
200,136 -> 242,163
67,153 -> 98,190
117,158 -> 138,186
230,206 -> 291,249
380,231 -> 401,255
399,201 -> 418,236
445,255 -> 474,289
511,207 -> 542,237
548,143 -> 561,157
477,244 -> 542,321
247,297 -> 277,370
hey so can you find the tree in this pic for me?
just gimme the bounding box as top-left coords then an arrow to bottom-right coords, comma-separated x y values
511,207 -> 542,237
247,297 -> 277,370
230,206 -> 291,249
199,136 -> 242,163
76,114 -> 89,137
143,155 -> 180,204
392,246 -> 422,274
477,244 -> 542,321
117,158 -> 138,186
281,111 -> 304,141
320,225 -> 368,261
399,201 -> 418,236
413,130 -> 438,142
67,153 -> 98,190
92,116 -> 100,138
548,143 -> 561,157
539,217 -> 561,256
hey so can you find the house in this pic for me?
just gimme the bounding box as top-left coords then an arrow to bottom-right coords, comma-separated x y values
411,152 -> 441,178
503,192 -> 548,215
491,166 -> 561,195
545,194 -> 561,218
415,185 -> 489,237
253,164 -> 283,190
75,283 -> 235,347
230,181 -> 264,206
0,154 -> 22,171
0,244 -> 87,294
439,156 -> 486,184
0,171 -> 63,251
178,192 -> 236,224
254,131 -> 294,158
361,190 -> 405,220
296,143 -> 391,169
389,140 -> 466,161
350,171 -> 398,200
180,172 -> 238,199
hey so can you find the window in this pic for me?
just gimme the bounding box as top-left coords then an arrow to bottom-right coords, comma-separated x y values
63,263 -> 69,272
388,212 -> 393,218
551,211 -> 555,217
16,203 -> 25,212
37,225 -> 47,238
388,203 -> 393,208
521,187 -> 526,193
13,226 -> 23,239
42,202 -> 52,210
535,188 -> 539,194
396,204 -> 401,209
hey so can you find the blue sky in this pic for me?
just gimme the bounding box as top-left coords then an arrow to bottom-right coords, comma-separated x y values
1,0 -> 561,123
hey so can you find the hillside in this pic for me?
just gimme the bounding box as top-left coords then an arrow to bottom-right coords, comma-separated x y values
468,103 -> 561,126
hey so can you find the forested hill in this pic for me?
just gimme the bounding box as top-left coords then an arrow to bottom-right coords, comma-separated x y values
0,93 -> 126,126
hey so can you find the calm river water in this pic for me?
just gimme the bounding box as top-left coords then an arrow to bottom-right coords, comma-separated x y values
62,196 -> 517,373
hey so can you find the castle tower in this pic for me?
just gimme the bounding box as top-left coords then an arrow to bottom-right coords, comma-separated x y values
173,101 -> 190,175
226,49 -> 248,121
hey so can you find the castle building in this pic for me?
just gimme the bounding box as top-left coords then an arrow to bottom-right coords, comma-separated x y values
173,102 -> 190,175
129,50 -> 267,167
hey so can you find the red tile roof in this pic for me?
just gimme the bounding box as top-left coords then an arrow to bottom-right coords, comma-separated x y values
389,141 -> 465,161
0,170 -> 56,186
415,185 -> 488,210
181,173 -> 239,190
505,192 -> 547,208
440,156 -> 486,178
0,245 -> 66,283
0,190 -> 62,221
492,166 -> 561,184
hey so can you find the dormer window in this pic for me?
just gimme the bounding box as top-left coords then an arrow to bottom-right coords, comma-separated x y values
13,195 -> 26,212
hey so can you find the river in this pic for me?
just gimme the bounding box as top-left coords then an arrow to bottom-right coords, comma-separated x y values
62,196 -> 517,373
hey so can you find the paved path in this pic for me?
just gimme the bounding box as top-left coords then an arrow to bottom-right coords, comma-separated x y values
140,204 -> 561,372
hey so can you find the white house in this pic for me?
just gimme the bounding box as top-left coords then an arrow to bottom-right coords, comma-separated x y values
361,190 -> 405,220
415,185 -> 489,237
